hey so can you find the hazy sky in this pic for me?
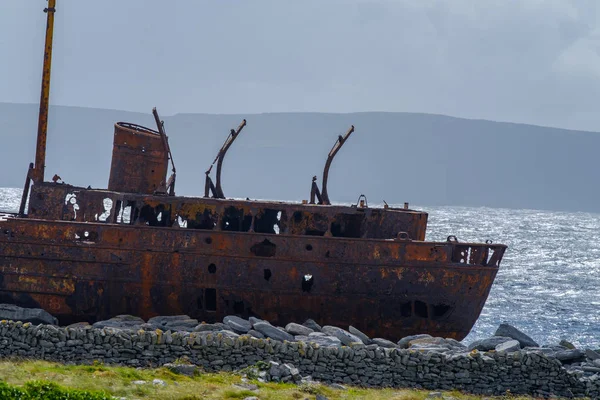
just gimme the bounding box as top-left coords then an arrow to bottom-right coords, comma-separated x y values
2,0 -> 600,131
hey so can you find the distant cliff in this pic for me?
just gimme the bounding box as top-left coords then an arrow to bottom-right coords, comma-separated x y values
1,102 -> 599,212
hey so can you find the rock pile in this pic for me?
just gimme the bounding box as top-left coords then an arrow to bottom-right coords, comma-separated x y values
0,305 -> 599,398
0,304 -> 57,326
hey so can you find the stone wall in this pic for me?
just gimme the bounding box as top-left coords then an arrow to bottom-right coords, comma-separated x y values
1,320 -> 598,398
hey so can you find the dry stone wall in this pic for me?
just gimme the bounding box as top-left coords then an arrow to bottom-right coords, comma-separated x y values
1,319 -> 599,398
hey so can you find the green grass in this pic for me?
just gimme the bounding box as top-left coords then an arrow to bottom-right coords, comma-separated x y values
0,360 -> 558,399
0,380 -> 112,399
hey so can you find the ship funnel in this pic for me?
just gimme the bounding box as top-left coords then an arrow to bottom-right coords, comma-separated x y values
107,121 -> 169,195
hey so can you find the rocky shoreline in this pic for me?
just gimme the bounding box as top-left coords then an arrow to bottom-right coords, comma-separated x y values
1,304 -> 599,398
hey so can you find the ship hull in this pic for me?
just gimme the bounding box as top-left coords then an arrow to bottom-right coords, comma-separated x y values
0,217 -> 503,340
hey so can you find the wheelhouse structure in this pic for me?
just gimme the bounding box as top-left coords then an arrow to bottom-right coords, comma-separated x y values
0,1 -> 506,340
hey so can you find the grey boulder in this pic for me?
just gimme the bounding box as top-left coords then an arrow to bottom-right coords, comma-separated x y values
281,363 -> 301,381
524,347 -> 556,355
554,349 -> 585,363
148,315 -> 199,332
248,329 -> 265,339
321,326 -> 363,346
194,323 -> 226,332
559,339 -> 576,349
494,323 -> 539,348
165,322 -> 199,332
217,330 -> 240,338
224,316 -> 252,333
585,349 -> 600,360
468,336 -> 514,351
249,317 -> 268,327
163,363 -> 197,376
371,338 -> 397,348
408,337 -> 465,350
296,335 -> 342,347
285,322 -> 313,336
397,334 -> 432,349
0,304 -> 58,326
148,315 -> 190,325
93,315 -> 144,330
408,346 -> 451,354
267,361 -> 300,382
348,326 -> 371,344
254,322 -> 294,342
66,322 -> 90,329
495,340 -> 521,353
302,319 -> 322,332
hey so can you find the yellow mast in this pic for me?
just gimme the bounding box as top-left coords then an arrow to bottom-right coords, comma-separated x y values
32,0 -> 57,184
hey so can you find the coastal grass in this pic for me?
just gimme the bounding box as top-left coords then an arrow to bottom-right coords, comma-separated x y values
0,360 -> 551,399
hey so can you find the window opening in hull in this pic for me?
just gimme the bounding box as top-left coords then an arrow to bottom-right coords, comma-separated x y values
414,300 -> 428,318
205,288 -> 217,311
302,274 -> 314,292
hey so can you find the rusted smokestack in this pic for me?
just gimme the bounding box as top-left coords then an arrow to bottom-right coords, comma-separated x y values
108,123 -> 169,194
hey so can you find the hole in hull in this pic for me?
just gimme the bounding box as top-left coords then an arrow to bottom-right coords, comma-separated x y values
302,274 -> 314,292
432,304 -> 451,319
99,198 -> 113,222
205,288 -> 217,311
400,302 -> 412,317
250,239 -> 276,257
415,300 -> 428,318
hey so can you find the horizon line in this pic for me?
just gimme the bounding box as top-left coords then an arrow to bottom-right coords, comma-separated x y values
1,101 -> 599,135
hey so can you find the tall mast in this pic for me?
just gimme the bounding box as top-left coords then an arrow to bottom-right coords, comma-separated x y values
32,0 -> 57,184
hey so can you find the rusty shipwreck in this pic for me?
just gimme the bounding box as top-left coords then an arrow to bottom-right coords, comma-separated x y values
0,1 -> 507,340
